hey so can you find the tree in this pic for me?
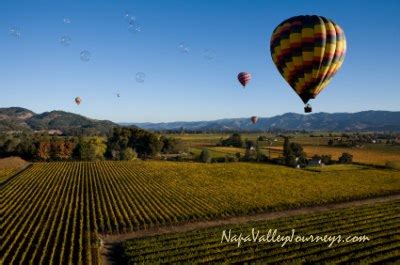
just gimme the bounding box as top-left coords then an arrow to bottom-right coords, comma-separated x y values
106,128 -> 162,159
283,136 -> 290,157
245,140 -> 256,150
121,147 -> 137,161
133,132 -> 162,158
199,149 -> 211,163
75,137 -> 106,161
36,141 -> 51,161
338,152 -> 353,164
284,142 -> 307,167
160,136 -> 186,154
221,133 -> 243,148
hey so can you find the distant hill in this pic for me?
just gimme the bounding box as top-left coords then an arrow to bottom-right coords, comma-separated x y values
0,107 -> 117,135
130,111 -> 400,132
1,108 -> 399,134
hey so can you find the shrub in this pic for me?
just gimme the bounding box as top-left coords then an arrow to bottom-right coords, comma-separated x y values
385,161 -> 400,170
338,152 -> 353,164
235,152 -> 241,159
221,133 -> 243,148
311,154 -> 333,165
121,148 -> 137,161
199,149 -> 211,163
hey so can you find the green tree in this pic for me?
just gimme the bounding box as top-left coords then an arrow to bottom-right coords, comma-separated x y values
160,136 -> 186,154
199,149 -> 211,163
221,133 -> 243,148
75,137 -> 106,161
121,147 -> 137,161
338,152 -> 353,164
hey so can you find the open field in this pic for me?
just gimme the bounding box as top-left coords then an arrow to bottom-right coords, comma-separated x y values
170,133 -> 334,147
267,145 -> 400,165
1,161 -> 400,264
119,199 -> 400,264
176,133 -> 400,165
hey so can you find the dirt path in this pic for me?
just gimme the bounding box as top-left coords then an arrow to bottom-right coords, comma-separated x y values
99,193 -> 400,264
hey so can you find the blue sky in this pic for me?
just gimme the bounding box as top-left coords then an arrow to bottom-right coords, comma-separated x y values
1,0 -> 399,122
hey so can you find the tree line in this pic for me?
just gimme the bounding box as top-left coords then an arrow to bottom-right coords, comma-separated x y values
0,128 -> 186,161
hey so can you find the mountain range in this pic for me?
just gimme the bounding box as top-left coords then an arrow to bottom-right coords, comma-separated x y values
1,107 -> 399,134
130,111 -> 400,132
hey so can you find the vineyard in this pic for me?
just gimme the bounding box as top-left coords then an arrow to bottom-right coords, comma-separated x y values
0,168 -> 19,183
119,200 -> 400,264
1,161 -> 400,264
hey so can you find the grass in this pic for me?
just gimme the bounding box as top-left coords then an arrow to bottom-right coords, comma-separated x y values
119,199 -> 400,264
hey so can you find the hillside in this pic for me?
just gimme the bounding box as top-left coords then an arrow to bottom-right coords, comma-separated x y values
0,107 -> 117,135
131,111 -> 400,132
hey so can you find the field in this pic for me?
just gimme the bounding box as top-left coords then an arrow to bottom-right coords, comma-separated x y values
119,199 -> 400,264
0,168 -> 19,183
2,161 -> 400,264
175,133 -> 400,165
296,145 -> 400,166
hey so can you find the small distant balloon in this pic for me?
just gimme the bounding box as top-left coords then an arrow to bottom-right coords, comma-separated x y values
75,97 -> 82,105
178,42 -> 190,54
250,116 -> 258,124
80,50 -> 91,62
135,72 -> 146,83
129,23 -> 142,34
63,18 -> 71,24
116,93 -> 121,98
128,16 -> 136,25
203,49 -> 216,60
9,27 -> 21,38
238,72 -> 251,88
124,11 -> 134,21
60,36 -> 71,46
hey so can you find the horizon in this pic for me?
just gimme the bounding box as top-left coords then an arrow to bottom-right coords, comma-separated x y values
2,0 -> 400,122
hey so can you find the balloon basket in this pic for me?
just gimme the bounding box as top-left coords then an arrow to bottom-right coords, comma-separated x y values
304,105 -> 312,113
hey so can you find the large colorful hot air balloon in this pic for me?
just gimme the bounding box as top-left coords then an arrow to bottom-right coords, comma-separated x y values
237,72 -> 251,88
75,97 -> 82,105
250,116 -> 258,124
270,15 -> 346,113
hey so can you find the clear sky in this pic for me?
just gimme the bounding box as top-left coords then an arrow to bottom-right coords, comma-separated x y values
1,0 -> 399,123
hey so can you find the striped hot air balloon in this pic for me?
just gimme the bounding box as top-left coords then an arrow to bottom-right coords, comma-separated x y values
270,15 -> 346,113
250,116 -> 258,124
237,72 -> 251,88
75,97 -> 82,105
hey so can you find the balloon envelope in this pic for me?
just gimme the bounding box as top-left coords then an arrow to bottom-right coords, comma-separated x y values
250,116 -> 258,124
237,72 -> 251,87
270,15 -> 346,104
75,97 -> 81,105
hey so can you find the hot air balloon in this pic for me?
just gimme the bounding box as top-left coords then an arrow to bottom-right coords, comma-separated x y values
270,15 -> 346,113
250,116 -> 258,124
75,97 -> 81,105
237,72 -> 251,88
